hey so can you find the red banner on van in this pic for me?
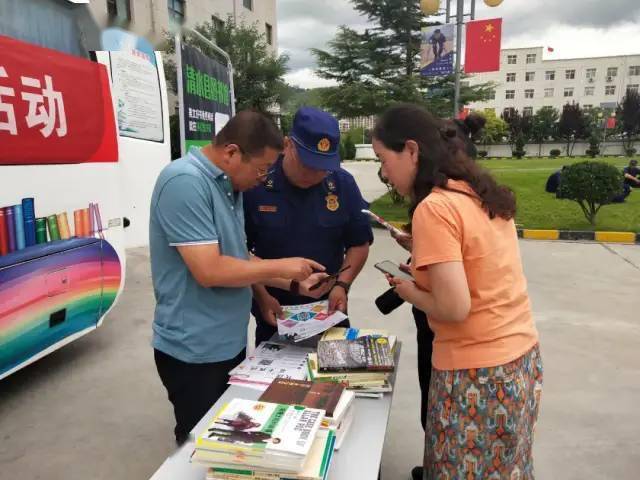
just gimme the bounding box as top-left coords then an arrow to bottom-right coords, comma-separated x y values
0,35 -> 118,165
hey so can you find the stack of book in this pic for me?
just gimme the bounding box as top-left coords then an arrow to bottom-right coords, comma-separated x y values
228,342 -> 313,390
259,377 -> 355,450
306,328 -> 397,397
193,399 -> 335,480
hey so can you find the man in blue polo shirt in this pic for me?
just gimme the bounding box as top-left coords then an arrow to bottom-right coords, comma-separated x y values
244,107 -> 373,345
150,111 -> 325,444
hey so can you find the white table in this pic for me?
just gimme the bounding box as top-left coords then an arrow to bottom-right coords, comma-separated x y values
150,342 -> 401,480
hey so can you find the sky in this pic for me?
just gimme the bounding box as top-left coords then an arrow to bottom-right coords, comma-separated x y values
277,0 -> 640,89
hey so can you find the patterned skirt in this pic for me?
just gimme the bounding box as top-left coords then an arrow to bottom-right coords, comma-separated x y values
423,345 -> 543,480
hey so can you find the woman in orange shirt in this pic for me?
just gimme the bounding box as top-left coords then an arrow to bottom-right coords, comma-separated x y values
373,104 -> 543,480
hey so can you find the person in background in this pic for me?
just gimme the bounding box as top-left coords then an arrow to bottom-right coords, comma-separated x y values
623,159 -> 640,188
244,107 -> 373,346
149,111 -> 325,445
374,104 -> 543,480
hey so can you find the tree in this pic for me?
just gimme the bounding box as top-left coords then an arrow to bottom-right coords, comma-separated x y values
558,103 -> 588,157
616,89 -> 640,154
502,109 -> 531,158
162,16 -> 289,112
311,1 -> 493,118
530,106 -> 559,157
477,110 -> 508,146
559,161 -> 624,225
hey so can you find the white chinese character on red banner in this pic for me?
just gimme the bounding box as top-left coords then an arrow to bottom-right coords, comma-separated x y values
21,74 -> 67,138
0,66 -> 17,135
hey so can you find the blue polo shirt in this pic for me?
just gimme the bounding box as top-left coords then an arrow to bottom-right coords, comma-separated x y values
244,156 -> 373,309
149,147 -> 251,364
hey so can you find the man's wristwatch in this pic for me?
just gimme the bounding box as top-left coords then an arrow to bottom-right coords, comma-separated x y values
290,280 -> 300,296
332,280 -> 351,294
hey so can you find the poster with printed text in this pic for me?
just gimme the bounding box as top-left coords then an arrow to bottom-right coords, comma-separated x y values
180,43 -> 232,151
420,24 -> 455,77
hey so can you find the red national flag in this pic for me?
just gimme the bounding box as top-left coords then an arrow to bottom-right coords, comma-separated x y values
464,18 -> 502,74
547,46 -> 555,53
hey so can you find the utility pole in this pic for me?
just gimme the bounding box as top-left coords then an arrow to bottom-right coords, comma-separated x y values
446,0 -> 477,118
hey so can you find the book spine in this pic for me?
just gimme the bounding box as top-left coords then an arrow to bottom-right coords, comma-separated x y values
13,204 -> 25,250
35,217 -> 48,244
81,208 -> 91,238
5,207 -> 16,252
0,207 -> 8,255
22,198 -> 36,247
93,202 -> 104,238
89,203 -> 97,236
47,214 -> 60,241
57,212 -> 71,240
74,209 -> 84,237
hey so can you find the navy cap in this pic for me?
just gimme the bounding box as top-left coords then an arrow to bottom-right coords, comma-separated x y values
290,107 -> 341,171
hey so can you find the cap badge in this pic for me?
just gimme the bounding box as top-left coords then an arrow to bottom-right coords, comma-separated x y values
317,138 -> 331,153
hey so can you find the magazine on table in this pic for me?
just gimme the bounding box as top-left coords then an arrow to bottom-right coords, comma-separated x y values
277,300 -> 347,342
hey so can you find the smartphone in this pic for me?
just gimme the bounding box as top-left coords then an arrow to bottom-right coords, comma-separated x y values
374,261 -> 414,281
361,209 -> 407,237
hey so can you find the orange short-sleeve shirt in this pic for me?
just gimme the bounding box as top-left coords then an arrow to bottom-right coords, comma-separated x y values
411,180 -> 538,371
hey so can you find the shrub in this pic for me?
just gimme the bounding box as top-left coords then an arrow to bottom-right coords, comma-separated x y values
549,149 -> 562,158
478,150 -> 489,158
512,134 -> 526,159
343,136 -> 357,160
625,148 -> 637,157
558,161 -> 624,225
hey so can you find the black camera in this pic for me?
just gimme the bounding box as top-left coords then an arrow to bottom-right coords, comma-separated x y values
375,287 -> 405,315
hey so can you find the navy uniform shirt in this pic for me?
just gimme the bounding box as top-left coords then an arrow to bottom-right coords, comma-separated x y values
244,156 -> 373,309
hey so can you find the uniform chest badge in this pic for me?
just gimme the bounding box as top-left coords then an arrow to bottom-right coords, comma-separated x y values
325,194 -> 339,212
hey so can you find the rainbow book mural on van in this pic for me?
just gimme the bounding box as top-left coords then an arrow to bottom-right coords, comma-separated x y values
0,238 -> 122,379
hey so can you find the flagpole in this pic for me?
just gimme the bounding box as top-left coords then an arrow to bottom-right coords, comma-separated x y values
453,0 -> 464,118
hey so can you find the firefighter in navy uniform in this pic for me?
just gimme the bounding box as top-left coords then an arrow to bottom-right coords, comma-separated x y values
244,107 -> 373,345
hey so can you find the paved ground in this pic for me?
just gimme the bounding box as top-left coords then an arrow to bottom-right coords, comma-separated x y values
1,163 -> 639,480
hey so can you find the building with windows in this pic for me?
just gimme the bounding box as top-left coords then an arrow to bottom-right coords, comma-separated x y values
90,0 -> 277,51
467,46 -> 640,117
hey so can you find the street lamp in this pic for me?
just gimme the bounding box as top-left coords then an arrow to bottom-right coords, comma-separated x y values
483,0 -> 504,6
421,0 -> 441,15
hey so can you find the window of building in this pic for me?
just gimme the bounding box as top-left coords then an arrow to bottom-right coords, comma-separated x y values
628,84 -> 640,93
503,107 -> 516,119
583,104 -> 593,110
544,88 -> 554,97
524,89 -> 534,99
564,87 -> 574,97
212,15 -> 224,30
243,0 -> 253,10
565,69 -> 575,80
545,70 -> 555,81
488,89 -> 496,100
584,86 -> 595,96
523,107 -> 533,117
607,67 -> 618,78
265,23 -> 273,45
525,72 -> 535,82
505,90 -> 515,99
586,68 -> 596,80
507,55 -> 517,65
605,85 -> 616,95
526,53 -> 536,64
107,0 -> 131,20
506,72 -> 516,82
629,66 -> 640,76
168,0 -> 185,22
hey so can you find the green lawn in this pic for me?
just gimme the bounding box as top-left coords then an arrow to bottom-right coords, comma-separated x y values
370,157 -> 640,233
